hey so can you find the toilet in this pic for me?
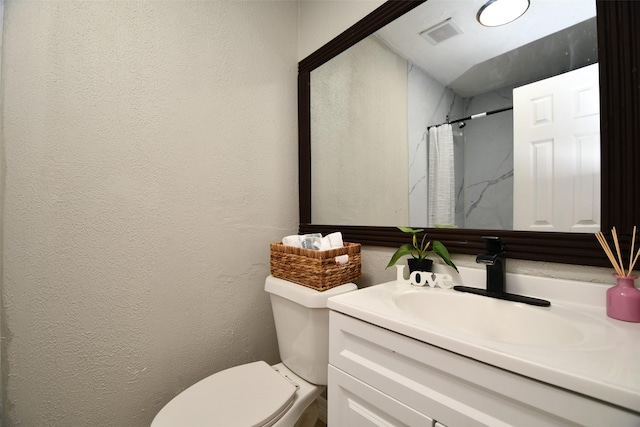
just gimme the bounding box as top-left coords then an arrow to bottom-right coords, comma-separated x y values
151,275 -> 357,427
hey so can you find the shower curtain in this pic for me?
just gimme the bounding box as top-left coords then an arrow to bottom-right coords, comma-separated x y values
427,124 -> 455,227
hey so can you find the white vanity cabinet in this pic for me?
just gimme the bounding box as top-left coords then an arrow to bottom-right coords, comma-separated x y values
328,311 -> 639,427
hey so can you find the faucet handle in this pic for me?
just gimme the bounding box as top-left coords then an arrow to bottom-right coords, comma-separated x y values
481,236 -> 505,254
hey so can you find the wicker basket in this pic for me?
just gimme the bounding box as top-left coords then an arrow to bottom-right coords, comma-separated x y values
270,242 -> 361,291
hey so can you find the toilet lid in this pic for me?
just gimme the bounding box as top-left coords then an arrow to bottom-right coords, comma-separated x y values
152,361 -> 297,427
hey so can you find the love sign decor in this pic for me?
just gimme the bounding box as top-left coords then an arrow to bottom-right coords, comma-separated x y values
395,265 -> 454,289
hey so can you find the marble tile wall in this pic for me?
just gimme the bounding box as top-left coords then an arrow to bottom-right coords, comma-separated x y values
463,86 -> 514,230
408,62 -> 515,230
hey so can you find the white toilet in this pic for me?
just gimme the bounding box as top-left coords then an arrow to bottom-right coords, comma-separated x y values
151,275 -> 357,427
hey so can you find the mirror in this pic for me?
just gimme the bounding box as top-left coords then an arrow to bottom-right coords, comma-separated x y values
299,1 -> 640,267
311,0 -> 598,231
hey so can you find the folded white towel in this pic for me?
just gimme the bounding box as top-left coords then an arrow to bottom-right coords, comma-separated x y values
317,232 -> 344,250
282,235 -> 303,247
327,232 -> 344,249
282,232 -> 344,251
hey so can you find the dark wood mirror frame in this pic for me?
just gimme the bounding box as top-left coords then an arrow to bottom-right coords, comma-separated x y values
298,1 -> 639,267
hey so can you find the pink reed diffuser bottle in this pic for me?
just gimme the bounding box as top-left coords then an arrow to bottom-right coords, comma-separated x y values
607,274 -> 640,322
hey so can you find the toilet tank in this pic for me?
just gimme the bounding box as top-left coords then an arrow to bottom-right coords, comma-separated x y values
264,276 -> 357,385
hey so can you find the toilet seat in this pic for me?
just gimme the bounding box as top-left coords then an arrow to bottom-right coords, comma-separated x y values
151,361 -> 298,427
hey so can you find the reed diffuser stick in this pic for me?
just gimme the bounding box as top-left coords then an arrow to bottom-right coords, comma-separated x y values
595,231 -> 624,276
595,227 -> 640,276
629,226 -> 637,276
629,247 -> 640,275
612,227 -> 625,274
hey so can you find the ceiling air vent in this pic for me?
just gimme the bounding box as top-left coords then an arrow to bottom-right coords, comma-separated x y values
419,18 -> 464,45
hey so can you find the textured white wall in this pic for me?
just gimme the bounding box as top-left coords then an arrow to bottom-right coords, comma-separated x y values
298,0 -> 386,60
311,36 -> 408,226
1,1 -> 298,425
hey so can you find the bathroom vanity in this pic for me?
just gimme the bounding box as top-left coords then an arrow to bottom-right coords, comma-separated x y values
327,268 -> 640,426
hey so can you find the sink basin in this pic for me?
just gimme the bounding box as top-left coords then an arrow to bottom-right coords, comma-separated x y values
391,289 -> 588,346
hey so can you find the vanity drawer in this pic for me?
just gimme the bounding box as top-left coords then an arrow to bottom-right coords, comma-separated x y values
328,365 -> 435,426
329,311 -> 639,427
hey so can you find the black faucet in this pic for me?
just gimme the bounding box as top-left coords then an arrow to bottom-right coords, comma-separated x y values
476,236 -> 506,294
454,237 -> 550,307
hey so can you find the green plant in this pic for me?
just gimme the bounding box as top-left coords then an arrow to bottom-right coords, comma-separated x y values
386,226 -> 458,272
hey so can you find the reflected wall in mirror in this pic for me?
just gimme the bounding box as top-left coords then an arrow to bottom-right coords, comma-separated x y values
311,0 -> 599,232
299,1 -> 640,267
311,35 -> 409,226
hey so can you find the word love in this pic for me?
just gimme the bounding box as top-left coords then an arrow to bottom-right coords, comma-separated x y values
395,265 -> 454,289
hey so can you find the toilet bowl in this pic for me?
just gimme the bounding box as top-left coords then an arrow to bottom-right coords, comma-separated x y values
151,276 -> 357,426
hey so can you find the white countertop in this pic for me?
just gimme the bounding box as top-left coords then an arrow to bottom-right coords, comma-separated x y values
327,266 -> 640,413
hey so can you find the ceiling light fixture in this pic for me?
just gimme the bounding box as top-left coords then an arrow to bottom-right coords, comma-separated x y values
477,0 -> 530,27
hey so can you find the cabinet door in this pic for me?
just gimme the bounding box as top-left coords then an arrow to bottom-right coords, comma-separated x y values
328,365 -> 434,427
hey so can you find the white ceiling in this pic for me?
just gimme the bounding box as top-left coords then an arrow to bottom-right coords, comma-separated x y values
374,0 -> 596,96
